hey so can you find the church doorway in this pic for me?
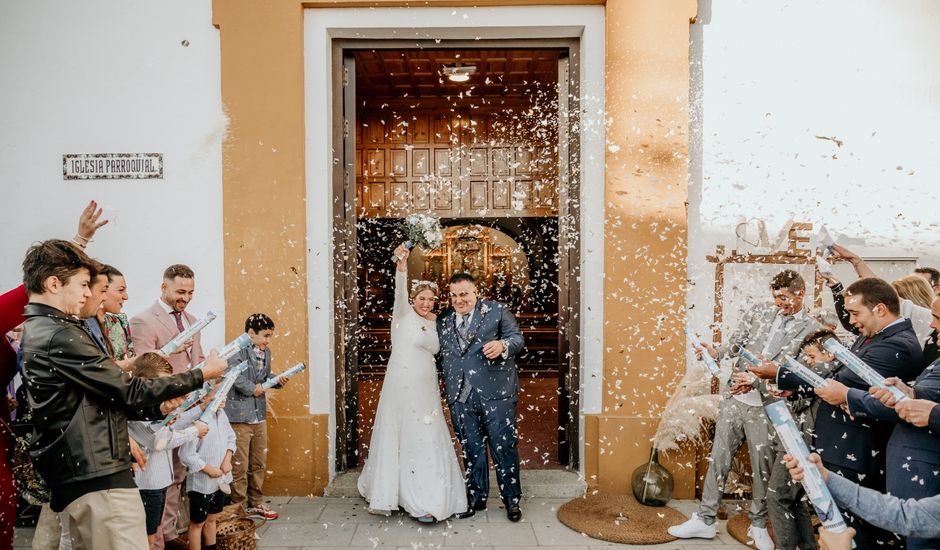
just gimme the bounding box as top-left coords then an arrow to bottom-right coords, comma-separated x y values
332,42 -> 582,474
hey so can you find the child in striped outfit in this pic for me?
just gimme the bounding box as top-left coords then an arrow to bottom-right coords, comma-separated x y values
179,384 -> 236,550
127,353 -> 208,548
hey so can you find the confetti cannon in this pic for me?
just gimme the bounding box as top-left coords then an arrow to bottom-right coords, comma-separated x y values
685,328 -> 721,377
260,362 -> 306,390
159,311 -> 217,355
822,337 -> 908,403
782,356 -> 828,388
765,401 -> 850,536
197,361 -> 249,425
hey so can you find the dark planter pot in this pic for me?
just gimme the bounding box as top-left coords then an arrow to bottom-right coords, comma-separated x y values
631,447 -> 674,506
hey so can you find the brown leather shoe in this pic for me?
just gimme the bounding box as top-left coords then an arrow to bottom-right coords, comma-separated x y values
164,537 -> 189,550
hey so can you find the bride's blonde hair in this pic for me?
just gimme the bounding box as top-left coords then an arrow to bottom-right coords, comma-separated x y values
410,279 -> 439,300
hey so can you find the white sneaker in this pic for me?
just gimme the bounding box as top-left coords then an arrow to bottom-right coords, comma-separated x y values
747,525 -> 775,550
667,513 -> 718,539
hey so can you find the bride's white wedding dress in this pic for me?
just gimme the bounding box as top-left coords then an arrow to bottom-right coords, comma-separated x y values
357,269 -> 468,520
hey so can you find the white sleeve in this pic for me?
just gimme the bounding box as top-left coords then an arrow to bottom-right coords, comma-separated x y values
166,427 -> 200,451
179,438 -> 205,473
221,410 -> 237,453
392,269 -> 409,321
174,405 -> 203,430
127,421 -> 155,450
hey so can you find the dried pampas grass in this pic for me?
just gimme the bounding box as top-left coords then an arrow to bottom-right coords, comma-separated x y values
651,365 -> 720,455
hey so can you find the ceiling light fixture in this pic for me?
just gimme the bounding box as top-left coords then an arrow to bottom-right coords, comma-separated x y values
443,63 -> 476,83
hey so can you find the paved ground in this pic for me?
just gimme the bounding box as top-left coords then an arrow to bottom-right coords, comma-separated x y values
14,497 -> 751,549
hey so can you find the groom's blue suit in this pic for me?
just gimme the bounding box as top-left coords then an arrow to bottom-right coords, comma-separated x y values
437,299 -> 525,509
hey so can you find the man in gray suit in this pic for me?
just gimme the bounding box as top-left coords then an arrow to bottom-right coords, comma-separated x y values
437,272 -> 525,522
669,270 -> 820,550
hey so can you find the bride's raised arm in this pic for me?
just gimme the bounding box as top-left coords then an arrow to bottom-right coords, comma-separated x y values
392,244 -> 410,321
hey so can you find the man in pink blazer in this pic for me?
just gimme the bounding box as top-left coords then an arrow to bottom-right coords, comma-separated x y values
130,264 -> 205,550
131,264 -> 205,374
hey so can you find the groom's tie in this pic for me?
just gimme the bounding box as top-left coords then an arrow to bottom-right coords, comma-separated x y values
457,313 -> 473,402
458,313 -> 470,341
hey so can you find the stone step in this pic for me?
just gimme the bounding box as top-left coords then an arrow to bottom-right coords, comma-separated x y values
325,469 -> 587,499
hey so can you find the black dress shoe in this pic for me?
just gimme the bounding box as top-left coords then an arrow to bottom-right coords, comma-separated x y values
454,508 -> 476,519
506,505 -> 522,522
454,501 -> 486,519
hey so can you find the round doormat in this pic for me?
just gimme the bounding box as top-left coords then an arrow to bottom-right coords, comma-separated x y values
727,513 -> 779,548
556,494 -> 687,545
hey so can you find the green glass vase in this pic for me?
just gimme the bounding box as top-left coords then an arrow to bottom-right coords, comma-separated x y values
631,447 -> 674,506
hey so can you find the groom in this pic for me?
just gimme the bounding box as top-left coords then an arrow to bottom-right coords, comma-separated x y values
437,272 -> 525,522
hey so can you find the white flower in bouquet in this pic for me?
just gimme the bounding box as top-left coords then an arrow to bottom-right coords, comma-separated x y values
392,213 -> 443,263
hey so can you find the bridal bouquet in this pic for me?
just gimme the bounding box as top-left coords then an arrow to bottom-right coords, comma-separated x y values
391,213 -> 444,263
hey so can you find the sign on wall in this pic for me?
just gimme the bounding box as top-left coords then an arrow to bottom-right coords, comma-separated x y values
63,153 -> 163,180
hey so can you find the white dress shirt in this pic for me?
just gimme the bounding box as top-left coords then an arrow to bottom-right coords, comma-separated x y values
179,408 -> 237,495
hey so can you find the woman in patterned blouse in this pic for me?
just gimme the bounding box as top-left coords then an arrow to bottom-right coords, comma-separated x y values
98,264 -> 135,370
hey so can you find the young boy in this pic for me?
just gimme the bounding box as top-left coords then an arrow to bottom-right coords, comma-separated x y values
127,353 -> 209,549
179,386 -> 236,550
224,313 -> 290,519
775,327 -> 840,440
800,329 -> 838,371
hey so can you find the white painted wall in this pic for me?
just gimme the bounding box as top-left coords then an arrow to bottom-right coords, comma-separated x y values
0,1 -> 226,347
688,0 -> 940,351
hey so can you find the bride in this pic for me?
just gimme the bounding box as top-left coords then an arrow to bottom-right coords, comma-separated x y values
357,244 -> 468,522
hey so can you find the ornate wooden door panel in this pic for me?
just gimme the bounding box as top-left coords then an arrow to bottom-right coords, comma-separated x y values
356,108 -> 557,218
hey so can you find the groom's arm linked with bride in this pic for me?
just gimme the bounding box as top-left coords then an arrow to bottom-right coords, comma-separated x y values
435,272 -> 526,522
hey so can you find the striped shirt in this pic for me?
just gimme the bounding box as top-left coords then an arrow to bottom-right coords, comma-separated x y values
128,406 -> 202,491
179,408 -> 237,495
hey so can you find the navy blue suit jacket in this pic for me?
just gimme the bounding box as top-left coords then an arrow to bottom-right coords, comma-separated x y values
779,319 -> 922,479
847,360 -> 940,500
436,300 -> 524,404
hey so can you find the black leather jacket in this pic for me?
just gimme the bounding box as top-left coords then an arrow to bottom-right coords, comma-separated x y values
20,303 -> 205,488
